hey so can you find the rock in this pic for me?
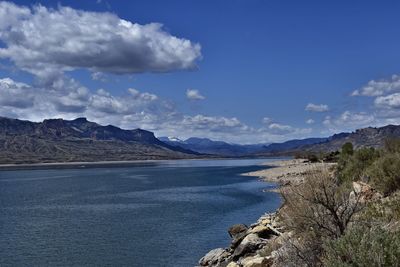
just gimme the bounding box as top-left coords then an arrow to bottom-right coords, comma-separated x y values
231,231 -> 249,249
260,218 -> 271,225
353,181 -> 367,194
199,248 -> 229,266
226,262 -> 240,267
229,224 -> 249,249
352,181 -> 382,202
228,224 -> 248,238
249,225 -> 279,238
233,234 -> 264,258
241,255 -> 272,267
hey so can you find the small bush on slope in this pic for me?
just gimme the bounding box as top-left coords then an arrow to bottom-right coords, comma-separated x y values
336,147 -> 380,183
323,225 -> 400,267
365,153 -> 400,196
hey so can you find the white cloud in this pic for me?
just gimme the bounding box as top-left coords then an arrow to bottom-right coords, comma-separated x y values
352,74 -> 400,97
374,93 -> 400,109
262,117 -> 272,124
181,115 -> 244,131
186,89 -> 205,100
306,119 -> 315,124
0,2 -> 201,81
305,103 -> 329,112
323,111 -> 375,132
0,78 -> 34,108
267,123 -> 294,134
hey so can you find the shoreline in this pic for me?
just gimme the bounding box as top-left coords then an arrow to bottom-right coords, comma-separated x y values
199,158 -> 333,267
0,157 -> 277,171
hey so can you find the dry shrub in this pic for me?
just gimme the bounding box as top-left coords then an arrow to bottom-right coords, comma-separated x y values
275,168 -> 363,266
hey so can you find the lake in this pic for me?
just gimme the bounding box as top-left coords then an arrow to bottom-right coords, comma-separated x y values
0,159 -> 282,267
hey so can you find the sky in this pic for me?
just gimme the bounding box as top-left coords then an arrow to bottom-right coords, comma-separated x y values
1,0 -> 400,144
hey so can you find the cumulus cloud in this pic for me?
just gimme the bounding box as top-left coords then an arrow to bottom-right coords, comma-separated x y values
323,111 -> 375,132
352,74 -> 400,97
306,119 -> 315,124
0,78 -> 34,108
305,103 -> 329,112
181,115 -> 245,131
267,123 -> 294,134
0,1 -> 201,81
186,89 -> 205,100
262,117 -> 272,124
374,93 -> 400,109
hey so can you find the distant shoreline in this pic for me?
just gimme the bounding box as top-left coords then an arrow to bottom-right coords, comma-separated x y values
0,157 -> 277,171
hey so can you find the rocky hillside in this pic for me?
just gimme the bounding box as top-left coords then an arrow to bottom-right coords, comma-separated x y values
0,117 -> 199,164
261,137 -> 328,154
304,125 -> 400,152
254,124 -> 400,156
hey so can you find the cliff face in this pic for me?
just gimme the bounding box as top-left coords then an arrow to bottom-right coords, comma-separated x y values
0,117 -> 199,164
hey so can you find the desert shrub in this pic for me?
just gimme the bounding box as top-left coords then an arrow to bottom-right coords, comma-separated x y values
360,193 -> 400,229
307,153 -> 320,163
365,153 -> 400,195
384,138 -> 400,154
341,142 -> 354,156
336,147 -> 380,183
323,225 -> 400,267
277,169 -> 363,266
322,151 -> 340,163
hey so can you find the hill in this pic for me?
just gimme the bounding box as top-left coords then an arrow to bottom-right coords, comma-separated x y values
0,117 -> 199,164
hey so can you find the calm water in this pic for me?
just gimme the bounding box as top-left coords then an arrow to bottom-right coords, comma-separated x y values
0,159 -> 282,267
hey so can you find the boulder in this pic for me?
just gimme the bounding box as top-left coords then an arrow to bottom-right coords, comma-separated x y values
233,233 -> 264,258
260,218 -> 271,225
199,248 -> 229,266
241,255 -> 272,267
249,225 -> 279,239
226,262 -> 240,267
228,224 -> 248,238
229,224 -> 249,249
352,181 -> 382,202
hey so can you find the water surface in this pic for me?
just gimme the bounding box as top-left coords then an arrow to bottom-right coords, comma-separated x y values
0,159 -> 282,266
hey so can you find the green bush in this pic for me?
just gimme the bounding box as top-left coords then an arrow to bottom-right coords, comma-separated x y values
366,153 -> 400,195
384,138 -> 400,154
336,147 -> 380,183
323,225 -> 400,267
307,153 -> 320,163
341,142 -> 354,156
322,151 -> 340,162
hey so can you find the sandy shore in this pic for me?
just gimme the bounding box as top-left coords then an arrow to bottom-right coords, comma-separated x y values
243,159 -> 335,188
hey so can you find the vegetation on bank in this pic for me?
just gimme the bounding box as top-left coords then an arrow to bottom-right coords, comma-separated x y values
277,140 -> 400,267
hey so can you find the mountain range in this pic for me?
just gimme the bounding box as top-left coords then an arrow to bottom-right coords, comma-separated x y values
1,116 -> 400,164
0,117 -> 199,164
159,136 -> 270,156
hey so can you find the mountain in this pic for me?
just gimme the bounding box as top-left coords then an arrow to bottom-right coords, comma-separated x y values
261,137 -> 329,153
254,124 -> 400,156
0,117 -> 199,164
159,136 -> 269,156
304,125 -> 400,152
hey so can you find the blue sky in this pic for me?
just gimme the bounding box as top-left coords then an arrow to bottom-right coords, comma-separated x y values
1,0 -> 400,143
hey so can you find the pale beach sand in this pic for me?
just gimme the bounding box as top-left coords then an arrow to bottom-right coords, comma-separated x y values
243,158 -> 336,186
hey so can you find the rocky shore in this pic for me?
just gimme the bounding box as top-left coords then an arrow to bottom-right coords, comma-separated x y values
198,212 -> 287,267
198,159 -> 331,267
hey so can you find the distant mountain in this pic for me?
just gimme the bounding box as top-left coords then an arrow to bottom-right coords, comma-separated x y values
0,117 -> 199,164
159,136 -> 269,156
261,137 -> 329,153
